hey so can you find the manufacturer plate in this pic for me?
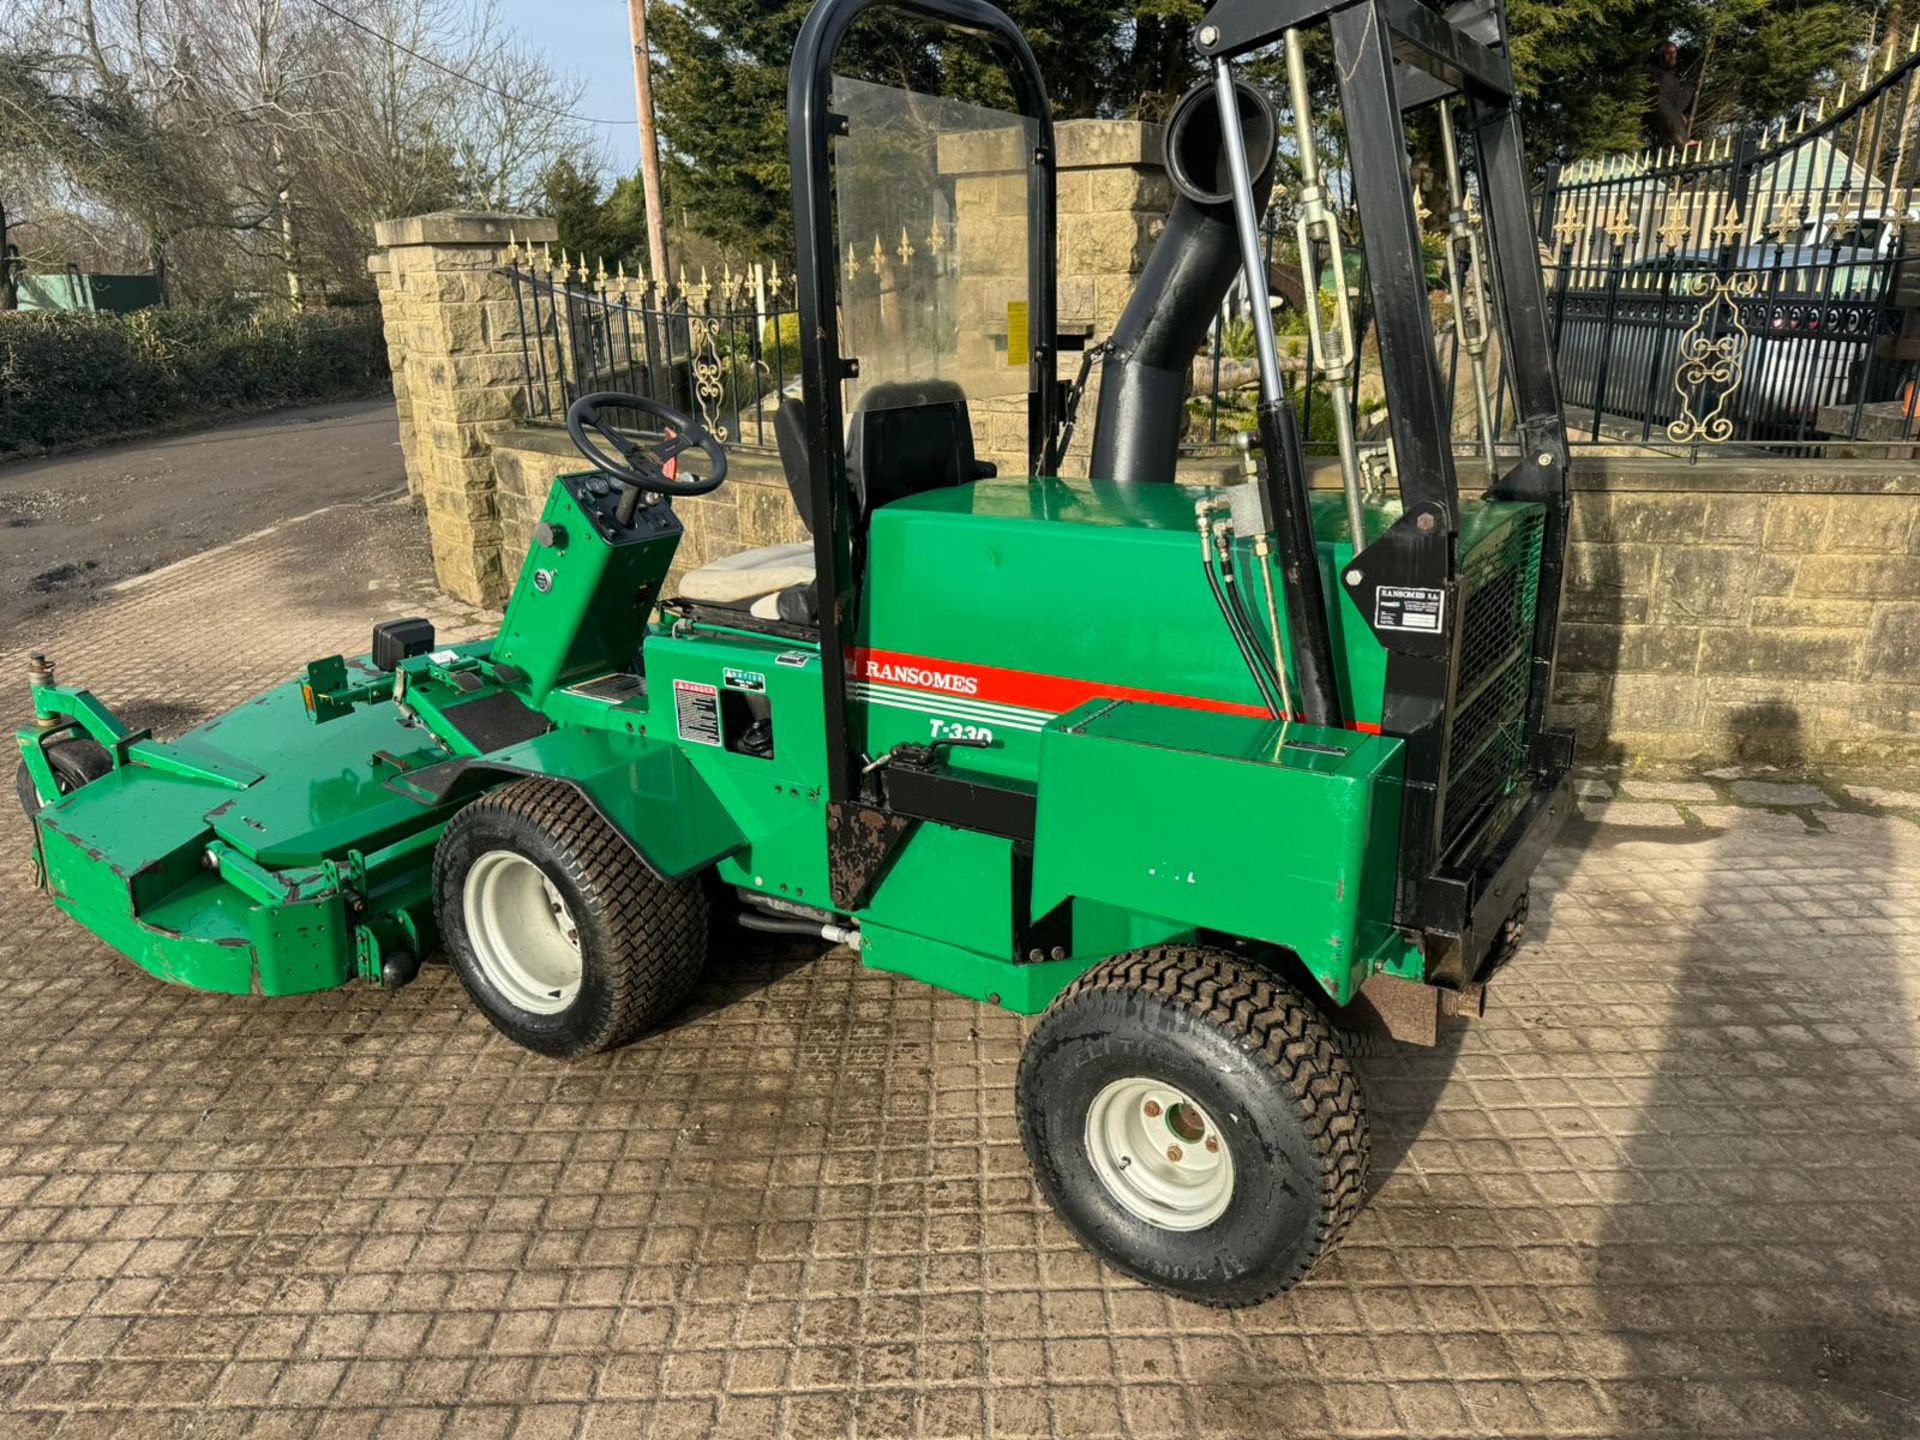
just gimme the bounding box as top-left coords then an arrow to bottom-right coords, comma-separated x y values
1374,585 -> 1444,634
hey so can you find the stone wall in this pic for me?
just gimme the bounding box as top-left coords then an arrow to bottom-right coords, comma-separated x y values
368,211 -> 556,607
940,120 -> 1170,475
1552,459 -> 1919,765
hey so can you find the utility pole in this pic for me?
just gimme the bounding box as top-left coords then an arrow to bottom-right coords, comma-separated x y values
627,0 -> 669,285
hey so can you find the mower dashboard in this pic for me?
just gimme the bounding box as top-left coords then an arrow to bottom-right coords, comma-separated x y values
558,472 -> 682,547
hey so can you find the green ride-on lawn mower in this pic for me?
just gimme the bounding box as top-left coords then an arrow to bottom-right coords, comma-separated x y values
17,0 -> 1572,1305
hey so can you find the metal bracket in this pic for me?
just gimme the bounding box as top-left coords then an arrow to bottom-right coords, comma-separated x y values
826,800 -> 913,911
1340,501 -> 1454,656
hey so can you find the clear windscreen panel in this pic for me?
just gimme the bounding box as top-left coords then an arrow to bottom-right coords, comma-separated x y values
832,75 -> 1036,416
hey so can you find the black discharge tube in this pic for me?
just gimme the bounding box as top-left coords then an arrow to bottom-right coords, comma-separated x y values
1088,79 -> 1279,484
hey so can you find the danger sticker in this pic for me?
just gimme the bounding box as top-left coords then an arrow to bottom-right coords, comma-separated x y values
1374,586 -> 1445,634
673,679 -> 721,746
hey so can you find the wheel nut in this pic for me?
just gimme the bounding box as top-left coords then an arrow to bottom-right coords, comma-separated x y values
1143,1100 -> 1161,1118
1166,1144 -> 1183,1163
1205,1135 -> 1219,1153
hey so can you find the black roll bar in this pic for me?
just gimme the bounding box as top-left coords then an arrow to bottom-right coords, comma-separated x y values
787,0 -> 1060,810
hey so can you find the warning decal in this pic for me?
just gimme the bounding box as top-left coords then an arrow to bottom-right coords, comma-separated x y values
673,679 -> 722,746
1374,586 -> 1445,634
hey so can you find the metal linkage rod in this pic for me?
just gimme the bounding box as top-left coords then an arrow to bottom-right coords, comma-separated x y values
1211,55 -> 1342,727
1282,29 -> 1368,550
1437,100 -> 1499,481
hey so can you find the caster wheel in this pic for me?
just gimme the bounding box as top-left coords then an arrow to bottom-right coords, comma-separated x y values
1017,947 -> 1368,1307
434,778 -> 708,1058
16,737 -> 114,816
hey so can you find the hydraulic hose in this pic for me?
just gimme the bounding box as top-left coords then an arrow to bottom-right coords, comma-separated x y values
1199,519 -> 1286,720
1226,533 -> 1296,720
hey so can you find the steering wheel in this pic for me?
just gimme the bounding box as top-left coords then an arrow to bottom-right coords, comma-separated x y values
565,392 -> 729,504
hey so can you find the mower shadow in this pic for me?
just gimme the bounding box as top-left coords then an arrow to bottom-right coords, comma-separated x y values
1589,706 -> 1920,1435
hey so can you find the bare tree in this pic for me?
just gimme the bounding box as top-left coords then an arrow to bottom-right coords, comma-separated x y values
2,0 -> 594,301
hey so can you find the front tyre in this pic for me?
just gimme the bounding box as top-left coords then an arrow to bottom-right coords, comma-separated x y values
434,779 -> 708,1058
1017,947 -> 1368,1307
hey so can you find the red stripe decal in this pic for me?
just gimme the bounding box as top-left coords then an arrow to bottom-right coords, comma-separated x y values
848,647 -> 1383,734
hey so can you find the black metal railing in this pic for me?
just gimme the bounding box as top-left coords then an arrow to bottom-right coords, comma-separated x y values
502,246 -> 800,451
1536,39 -> 1919,454
1178,37 -> 1920,460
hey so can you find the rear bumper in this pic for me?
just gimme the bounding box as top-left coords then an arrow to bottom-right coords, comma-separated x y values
1414,752 -> 1573,983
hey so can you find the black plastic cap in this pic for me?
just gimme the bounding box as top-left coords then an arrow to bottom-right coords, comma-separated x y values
372,617 -> 436,673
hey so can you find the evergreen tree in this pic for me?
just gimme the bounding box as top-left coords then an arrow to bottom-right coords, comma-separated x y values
649,0 -> 1204,254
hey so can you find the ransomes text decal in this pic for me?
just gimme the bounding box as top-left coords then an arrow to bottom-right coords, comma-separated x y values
858,656 -> 980,696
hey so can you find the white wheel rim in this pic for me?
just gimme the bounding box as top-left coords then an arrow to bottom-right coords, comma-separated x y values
1084,1077 -> 1235,1232
462,849 -> 583,1015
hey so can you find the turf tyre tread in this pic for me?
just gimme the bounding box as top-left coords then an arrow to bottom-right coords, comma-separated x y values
1020,946 -> 1369,1307
435,778 -> 707,1057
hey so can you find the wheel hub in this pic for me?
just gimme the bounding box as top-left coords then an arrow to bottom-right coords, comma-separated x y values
462,850 -> 583,1015
1084,1076 -> 1234,1231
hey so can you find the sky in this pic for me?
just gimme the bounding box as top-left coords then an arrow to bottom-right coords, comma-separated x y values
498,0 -> 643,171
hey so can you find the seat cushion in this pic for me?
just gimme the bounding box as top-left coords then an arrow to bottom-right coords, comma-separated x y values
677,542 -> 816,604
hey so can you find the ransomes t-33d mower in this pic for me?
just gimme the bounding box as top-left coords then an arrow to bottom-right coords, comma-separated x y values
17,0 -> 1571,1304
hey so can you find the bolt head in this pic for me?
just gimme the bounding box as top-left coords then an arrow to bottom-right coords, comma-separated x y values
1205,1135 -> 1220,1153
1416,512 -> 1437,532
1198,24 -> 1219,45
1536,451 -> 1554,466
1344,568 -> 1363,586
1143,1100 -> 1162,1118
1166,1144 -> 1184,1163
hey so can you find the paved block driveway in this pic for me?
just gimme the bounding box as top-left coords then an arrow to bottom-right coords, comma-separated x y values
0,500 -> 1915,1439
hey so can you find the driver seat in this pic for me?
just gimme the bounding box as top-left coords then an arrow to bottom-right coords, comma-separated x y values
675,398 -> 819,621
675,384 -> 993,623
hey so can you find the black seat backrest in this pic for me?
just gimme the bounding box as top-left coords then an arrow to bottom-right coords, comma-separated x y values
846,380 -> 985,520
773,396 -> 815,534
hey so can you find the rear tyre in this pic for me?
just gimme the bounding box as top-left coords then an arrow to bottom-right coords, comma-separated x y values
15,737 -> 114,816
434,778 -> 709,1058
1017,947 -> 1368,1307
1482,887 -> 1531,977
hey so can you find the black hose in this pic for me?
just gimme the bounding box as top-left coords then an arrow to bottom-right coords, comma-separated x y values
1202,535 -> 1286,720
1224,536 -> 1293,715
736,913 -> 837,939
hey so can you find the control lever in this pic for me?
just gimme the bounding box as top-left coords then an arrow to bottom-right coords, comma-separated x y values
861,736 -> 993,776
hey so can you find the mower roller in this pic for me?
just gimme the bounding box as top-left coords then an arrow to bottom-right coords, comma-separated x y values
18,0 -> 1572,1305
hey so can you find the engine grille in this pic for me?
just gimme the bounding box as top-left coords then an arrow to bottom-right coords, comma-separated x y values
1441,509 -> 1545,857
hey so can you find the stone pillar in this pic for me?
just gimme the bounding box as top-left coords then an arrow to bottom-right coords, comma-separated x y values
369,211 -> 556,607
940,119 -> 1168,475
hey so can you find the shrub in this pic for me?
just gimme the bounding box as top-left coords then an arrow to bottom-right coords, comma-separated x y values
0,305 -> 390,455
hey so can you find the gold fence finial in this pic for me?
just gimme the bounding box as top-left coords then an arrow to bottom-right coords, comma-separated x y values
896,225 -> 915,265
1657,197 -> 1691,250
1714,206 -> 1745,246
1605,204 -> 1637,248
505,230 -> 520,264
869,234 -> 885,276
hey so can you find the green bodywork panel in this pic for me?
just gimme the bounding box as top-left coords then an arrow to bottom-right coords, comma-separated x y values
1032,700 -> 1407,1006
492,477 -> 678,703
391,722 -> 748,883
22,464 -> 1536,1022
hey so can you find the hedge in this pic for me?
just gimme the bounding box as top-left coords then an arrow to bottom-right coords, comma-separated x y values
0,305 -> 391,455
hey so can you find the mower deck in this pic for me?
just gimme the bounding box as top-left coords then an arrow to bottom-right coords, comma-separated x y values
31,660 -> 454,996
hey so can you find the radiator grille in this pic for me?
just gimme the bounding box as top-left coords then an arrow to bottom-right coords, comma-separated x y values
1441,509 -> 1545,856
